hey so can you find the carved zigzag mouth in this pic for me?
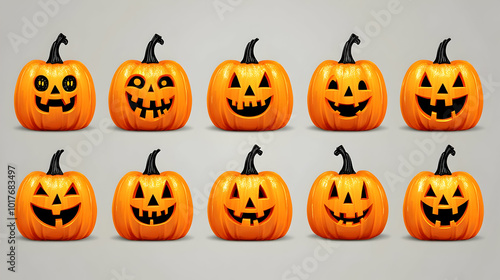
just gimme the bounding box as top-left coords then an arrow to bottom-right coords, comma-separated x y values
225,206 -> 273,226
36,96 -> 76,113
227,96 -> 272,117
325,205 -> 372,225
417,95 -> 467,119
327,98 -> 370,117
131,205 -> 175,225
127,93 -> 174,119
421,201 -> 468,226
31,203 -> 80,227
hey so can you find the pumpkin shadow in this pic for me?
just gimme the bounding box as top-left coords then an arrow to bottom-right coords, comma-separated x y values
205,125 -> 294,132
13,125 -> 91,133
109,234 -> 195,241
306,125 -> 389,132
306,233 -> 390,241
18,235 -> 98,242
206,234 -> 294,242
398,125 -> 485,132
401,234 -> 485,242
108,125 -> 195,132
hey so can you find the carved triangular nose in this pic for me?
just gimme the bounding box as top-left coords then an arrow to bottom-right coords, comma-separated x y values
52,194 -> 61,205
51,86 -> 60,94
439,196 -> 449,206
438,84 -> 448,94
344,86 -> 353,97
148,195 -> 159,206
245,198 -> 255,208
244,86 -> 255,96
344,192 -> 352,204
148,85 -> 154,92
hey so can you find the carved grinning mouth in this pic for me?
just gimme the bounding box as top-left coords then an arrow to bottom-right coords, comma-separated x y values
36,96 -> 76,113
226,206 -> 273,226
421,201 -> 468,226
31,203 -> 80,227
131,205 -> 175,225
327,98 -> 370,117
227,96 -> 272,117
417,95 -> 467,119
127,93 -> 174,119
325,205 -> 372,225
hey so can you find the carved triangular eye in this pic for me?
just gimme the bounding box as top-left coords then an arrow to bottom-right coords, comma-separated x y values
65,184 -> 78,196
259,74 -> 270,87
425,186 -> 436,197
328,80 -> 338,90
259,185 -> 267,198
358,80 -> 368,90
420,74 -> 432,87
35,184 -> 48,196
162,182 -> 172,198
453,186 -> 463,197
361,183 -> 368,199
230,74 -> 240,88
329,182 -> 338,198
453,74 -> 464,87
134,183 -> 144,198
231,184 -> 239,198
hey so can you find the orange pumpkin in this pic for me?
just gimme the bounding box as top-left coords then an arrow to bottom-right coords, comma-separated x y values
207,145 -> 292,240
15,150 -> 97,240
207,38 -> 293,131
400,38 -> 483,130
307,145 -> 388,239
14,33 -> 96,130
403,145 -> 483,240
112,149 -> 192,240
109,34 -> 192,130
308,34 -> 387,131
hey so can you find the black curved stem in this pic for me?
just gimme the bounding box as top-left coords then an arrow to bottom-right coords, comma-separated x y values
47,150 -> 64,175
241,38 -> 259,64
433,38 -> 451,64
334,145 -> 356,175
46,33 -> 68,64
435,145 -> 455,175
338,34 -> 360,64
142,34 -> 164,64
241,145 -> 263,175
143,149 -> 161,175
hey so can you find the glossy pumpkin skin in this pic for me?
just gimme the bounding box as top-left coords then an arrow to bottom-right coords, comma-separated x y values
15,34 -> 95,131
109,34 -> 192,131
403,145 -> 483,240
208,145 -> 292,240
207,39 -> 293,131
307,146 -> 388,240
401,39 -> 483,130
112,150 -> 193,240
308,34 -> 387,131
15,150 -> 97,240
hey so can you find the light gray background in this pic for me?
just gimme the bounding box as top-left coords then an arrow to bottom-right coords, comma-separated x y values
1,0 -> 499,279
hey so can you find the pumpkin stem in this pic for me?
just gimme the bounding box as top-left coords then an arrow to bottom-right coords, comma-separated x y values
241,38 -> 259,64
334,145 -> 356,175
241,145 -> 263,175
435,145 -> 456,175
47,150 -> 64,175
433,38 -> 451,64
338,34 -> 360,64
143,149 -> 161,175
142,34 -> 164,64
46,33 -> 68,64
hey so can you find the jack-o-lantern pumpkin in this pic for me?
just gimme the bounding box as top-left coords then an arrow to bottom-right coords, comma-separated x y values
15,150 -> 97,240
207,145 -> 292,240
14,33 -> 96,130
403,145 -> 483,240
307,145 -> 388,239
112,149 -> 193,240
400,39 -> 483,130
109,34 -> 192,130
308,34 -> 387,131
207,38 -> 293,131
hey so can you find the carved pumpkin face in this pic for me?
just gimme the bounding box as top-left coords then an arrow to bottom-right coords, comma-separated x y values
207,39 -> 293,131
308,34 -> 387,131
307,146 -> 388,239
112,149 -> 193,240
15,150 -> 97,240
403,145 -> 484,240
109,34 -> 192,130
14,33 -> 96,131
401,39 -> 483,130
208,145 -> 292,240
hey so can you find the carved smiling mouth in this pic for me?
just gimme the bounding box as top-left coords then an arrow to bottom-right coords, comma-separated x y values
227,96 -> 273,117
127,93 -> 174,119
325,205 -> 372,225
36,96 -> 76,113
417,95 -> 467,119
31,203 -> 80,227
131,205 -> 175,225
421,201 -> 468,226
327,98 -> 370,117
226,206 -> 273,226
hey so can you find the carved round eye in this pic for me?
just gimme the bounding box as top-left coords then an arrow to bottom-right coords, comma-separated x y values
259,186 -> 267,198
230,184 -> 239,198
127,76 -> 145,89
34,75 -> 49,91
62,75 -> 77,92
158,76 -> 174,88
358,80 -> 368,90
